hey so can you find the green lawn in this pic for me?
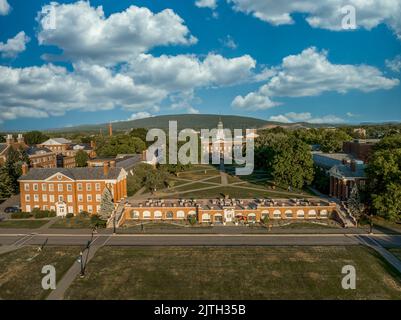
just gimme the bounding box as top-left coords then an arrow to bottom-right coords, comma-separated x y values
0,246 -> 79,300
389,248 -> 401,261
174,182 -> 218,191
65,246 -> 401,300
0,219 -> 49,229
51,217 -> 93,229
277,222 -> 339,229
160,186 -> 307,199
373,217 -> 401,234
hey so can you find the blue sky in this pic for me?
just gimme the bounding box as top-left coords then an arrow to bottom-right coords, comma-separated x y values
0,0 -> 400,130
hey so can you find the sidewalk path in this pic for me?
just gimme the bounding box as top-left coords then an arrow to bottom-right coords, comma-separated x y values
357,235 -> 401,274
47,235 -> 112,300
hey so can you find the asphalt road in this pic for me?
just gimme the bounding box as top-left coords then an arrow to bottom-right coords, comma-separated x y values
1,233 -> 401,247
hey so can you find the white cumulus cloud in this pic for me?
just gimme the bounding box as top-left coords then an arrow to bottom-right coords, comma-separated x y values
0,63 -> 166,122
195,0 -> 218,10
232,47 -> 399,110
227,0 -> 401,39
269,112 -> 345,124
0,0 -> 10,15
125,53 -> 256,91
128,112 -> 154,121
0,32 -> 30,58
37,1 -> 197,65
386,55 -> 401,72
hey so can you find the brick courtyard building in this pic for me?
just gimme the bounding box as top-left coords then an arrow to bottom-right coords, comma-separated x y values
18,162 -> 127,216
1,134 -> 57,168
120,198 -> 336,226
342,139 -> 379,163
38,138 -> 96,168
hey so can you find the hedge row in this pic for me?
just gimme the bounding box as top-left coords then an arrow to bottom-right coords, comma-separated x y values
11,209 -> 57,219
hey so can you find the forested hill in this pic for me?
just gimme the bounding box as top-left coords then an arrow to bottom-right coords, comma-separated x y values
53,114 -> 271,132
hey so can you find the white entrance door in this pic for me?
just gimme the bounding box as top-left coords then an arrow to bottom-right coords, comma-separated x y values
224,209 -> 234,222
56,202 -> 67,217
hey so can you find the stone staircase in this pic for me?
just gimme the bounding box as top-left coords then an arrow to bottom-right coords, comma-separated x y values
335,203 -> 357,228
106,202 -> 126,229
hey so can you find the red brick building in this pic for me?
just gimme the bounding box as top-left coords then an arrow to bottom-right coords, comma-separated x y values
342,139 -> 379,163
1,134 -> 57,168
329,160 -> 366,201
120,198 -> 336,226
38,138 -> 96,168
18,162 -> 127,216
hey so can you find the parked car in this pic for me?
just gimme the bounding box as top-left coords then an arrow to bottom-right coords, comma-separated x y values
4,206 -> 21,213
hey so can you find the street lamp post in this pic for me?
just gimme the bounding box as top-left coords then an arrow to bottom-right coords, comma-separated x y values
369,212 -> 374,235
79,251 -> 84,278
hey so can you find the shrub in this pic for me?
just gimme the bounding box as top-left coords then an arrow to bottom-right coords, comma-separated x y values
188,216 -> 197,226
90,214 -> 107,228
78,211 -> 90,218
66,212 -> 74,219
11,212 -> 32,219
32,209 -> 58,219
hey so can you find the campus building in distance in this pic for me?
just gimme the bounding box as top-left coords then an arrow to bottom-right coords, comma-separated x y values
38,138 -> 96,168
18,162 -> 127,216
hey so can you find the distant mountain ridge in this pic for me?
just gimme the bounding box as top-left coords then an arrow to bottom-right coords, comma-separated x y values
51,114 -> 329,133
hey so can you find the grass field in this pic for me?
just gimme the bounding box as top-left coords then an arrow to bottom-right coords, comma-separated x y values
160,186 -> 305,199
373,217 -> 401,234
51,217 -> 93,229
278,222 -> 339,229
0,246 -> 79,300
389,248 -> 401,261
0,220 -> 49,229
65,246 -> 401,300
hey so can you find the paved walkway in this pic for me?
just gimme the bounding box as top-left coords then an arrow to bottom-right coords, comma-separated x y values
47,235 -> 112,300
357,235 -> 401,274
37,217 -> 60,231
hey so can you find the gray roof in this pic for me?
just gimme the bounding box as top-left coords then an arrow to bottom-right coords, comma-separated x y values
19,167 -> 124,181
329,164 -> 366,179
41,138 -> 72,145
116,154 -> 142,170
26,146 -> 53,156
312,152 -> 355,169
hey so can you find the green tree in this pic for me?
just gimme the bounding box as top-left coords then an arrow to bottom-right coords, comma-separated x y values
144,169 -> 169,193
23,131 -> 49,145
312,165 -> 330,194
366,135 -> 401,221
75,150 -> 89,167
0,166 -> 16,198
0,148 -> 27,197
269,137 -> 314,189
347,185 -> 365,227
130,128 -> 148,144
96,135 -> 146,157
99,187 -> 115,219
319,130 -> 352,153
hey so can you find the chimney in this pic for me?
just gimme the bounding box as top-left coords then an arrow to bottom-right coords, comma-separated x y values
6,134 -> 13,145
17,133 -> 24,144
103,162 -> 109,177
350,160 -> 356,172
110,160 -> 116,168
21,163 -> 29,175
